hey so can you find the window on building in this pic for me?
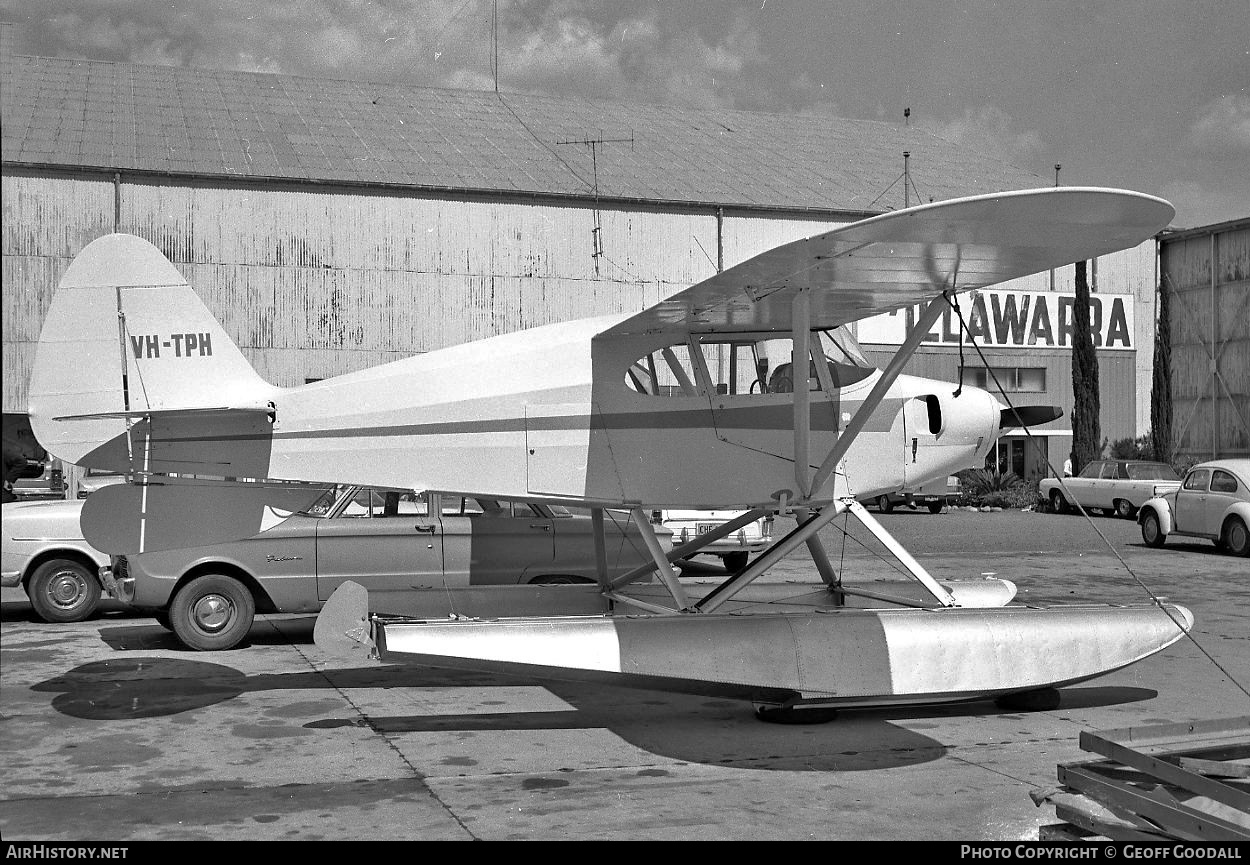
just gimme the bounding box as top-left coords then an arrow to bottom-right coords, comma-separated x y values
964,366 -> 1045,393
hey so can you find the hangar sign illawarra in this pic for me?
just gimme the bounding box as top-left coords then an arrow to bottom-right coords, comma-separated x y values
857,289 -> 1134,351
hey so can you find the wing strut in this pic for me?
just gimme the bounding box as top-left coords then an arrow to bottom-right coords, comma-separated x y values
792,287 -> 812,497
694,499 -> 853,613
628,507 -> 691,610
844,499 -> 956,606
809,292 -> 951,498
606,508 -> 772,591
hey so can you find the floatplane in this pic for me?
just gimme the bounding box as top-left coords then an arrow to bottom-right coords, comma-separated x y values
28,187 -> 1192,719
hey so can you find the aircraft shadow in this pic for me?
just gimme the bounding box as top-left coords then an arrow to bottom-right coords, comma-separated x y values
29,648 -> 1159,773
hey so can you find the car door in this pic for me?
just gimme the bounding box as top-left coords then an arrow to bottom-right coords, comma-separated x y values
441,497 -> 556,585
1173,468 -> 1210,536
1097,461 -> 1123,509
1068,460 -> 1101,508
314,487 -> 445,600
1206,470 -> 1241,534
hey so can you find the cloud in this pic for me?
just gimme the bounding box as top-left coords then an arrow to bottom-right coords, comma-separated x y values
496,4 -> 769,109
927,105 -> 1047,168
1188,94 -> 1250,154
5,1 -> 776,110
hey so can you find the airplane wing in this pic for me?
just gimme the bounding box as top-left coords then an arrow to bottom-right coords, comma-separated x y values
601,187 -> 1174,336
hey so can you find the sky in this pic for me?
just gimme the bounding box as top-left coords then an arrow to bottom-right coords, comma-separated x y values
2,0 -> 1247,229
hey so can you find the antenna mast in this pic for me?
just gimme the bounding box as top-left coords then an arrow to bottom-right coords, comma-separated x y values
557,135 -> 635,269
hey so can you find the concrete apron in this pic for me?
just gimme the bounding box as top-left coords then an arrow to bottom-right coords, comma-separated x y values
1,543 -> 1246,841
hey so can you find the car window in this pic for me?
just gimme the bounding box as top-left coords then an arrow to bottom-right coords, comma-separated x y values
1100,463 -> 1120,479
301,487 -> 340,516
1078,462 -> 1102,479
1126,463 -> 1180,481
443,496 -> 486,516
336,487 -> 425,518
1182,469 -> 1210,492
1211,470 -> 1239,494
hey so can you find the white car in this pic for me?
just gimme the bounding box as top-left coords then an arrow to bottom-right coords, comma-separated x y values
1138,459 -> 1250,557
1,498 -> 111,622
1040,459 -> 1182,518
658,509 -> 773,571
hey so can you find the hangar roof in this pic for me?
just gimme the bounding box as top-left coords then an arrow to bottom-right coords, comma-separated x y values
1,52 -> 1042,217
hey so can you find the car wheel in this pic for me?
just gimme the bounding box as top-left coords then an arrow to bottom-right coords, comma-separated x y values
1140,509 -> 1166,548
168,573 -> 255,651
27,558 -> 101,623
1114,499 -> 1136,519
1223,517 -> 1249,558
876,495 -> 894,514
722,551 -> 749,572
927,501 -> 944,514
1049,490 -> 1067,514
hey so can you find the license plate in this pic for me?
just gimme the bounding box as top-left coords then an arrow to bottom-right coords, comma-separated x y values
697,523 -> 715,535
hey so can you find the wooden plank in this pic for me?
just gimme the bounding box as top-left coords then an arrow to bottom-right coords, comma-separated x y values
1059,764 -> 1250,842
1080,715 -> 1250,751
1178,756 -> 1250,779
1077,717 -> 1250,815
1039,822 -> 1102,843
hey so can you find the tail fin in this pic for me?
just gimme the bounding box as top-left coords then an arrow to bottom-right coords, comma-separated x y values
28,234 -> 277,475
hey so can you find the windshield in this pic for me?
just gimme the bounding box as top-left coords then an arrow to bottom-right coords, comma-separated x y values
1126,463 -> 1180,481
299,486 -> 342,516
626,325 -> 876,397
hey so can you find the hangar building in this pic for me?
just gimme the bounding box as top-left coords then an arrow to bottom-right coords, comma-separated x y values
1,43 -> 1164,487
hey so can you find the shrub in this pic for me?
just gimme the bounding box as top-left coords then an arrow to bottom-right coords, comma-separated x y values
1110,434 -> 1154,460
957,469 -> 1038,509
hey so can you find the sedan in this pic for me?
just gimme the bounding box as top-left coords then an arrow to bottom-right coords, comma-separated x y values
1040,459 -> 1181,518
1,497 -> 110,622
1138,459 -> 1249,556
657,509 -> 773,571
106,486 -> 668,651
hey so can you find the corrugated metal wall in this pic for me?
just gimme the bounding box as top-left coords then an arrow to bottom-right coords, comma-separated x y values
1160,220 -> 1250,460
2,168 -> 1157,433
2,170 -> 728,403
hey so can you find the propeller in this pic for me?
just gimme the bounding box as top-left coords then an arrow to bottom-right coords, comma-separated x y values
999,405 -> 1063,428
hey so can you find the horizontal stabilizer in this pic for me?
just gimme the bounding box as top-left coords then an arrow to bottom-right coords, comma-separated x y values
81,477 -> 331,554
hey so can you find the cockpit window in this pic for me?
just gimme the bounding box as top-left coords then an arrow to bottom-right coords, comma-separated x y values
623,326 -> 875,396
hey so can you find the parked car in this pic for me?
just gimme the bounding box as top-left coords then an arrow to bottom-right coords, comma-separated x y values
1137,459 -> 1249,557
656,509 -> 773,571
76,468 -> 126,498
1,498 -> 111,622
9,461 -> 64,501
106,485 -> 670,651
1039,459 -> 1182,518
859,476 -> 961,514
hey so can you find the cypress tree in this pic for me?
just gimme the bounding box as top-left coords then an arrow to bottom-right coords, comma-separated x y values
1070,260 -> 1101,475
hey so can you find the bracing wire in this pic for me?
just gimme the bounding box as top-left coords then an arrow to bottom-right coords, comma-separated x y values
948,296 -> 1250,702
